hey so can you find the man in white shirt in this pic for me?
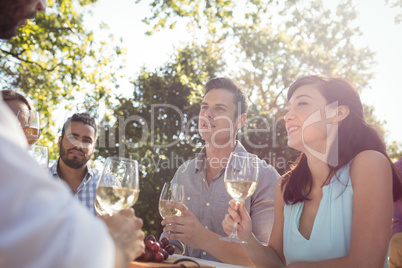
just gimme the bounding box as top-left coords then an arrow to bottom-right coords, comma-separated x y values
0,0 -> 145,267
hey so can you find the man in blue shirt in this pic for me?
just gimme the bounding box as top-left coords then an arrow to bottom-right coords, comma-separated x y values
50,113 -> 101,215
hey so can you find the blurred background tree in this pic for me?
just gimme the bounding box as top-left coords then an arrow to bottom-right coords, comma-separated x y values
0,0 -> 125,159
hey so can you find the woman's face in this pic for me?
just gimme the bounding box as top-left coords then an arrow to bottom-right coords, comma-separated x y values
284,84 -> 337,156
5,99 -> 30,127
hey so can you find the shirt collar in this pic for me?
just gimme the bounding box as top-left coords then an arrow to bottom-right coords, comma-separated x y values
50,158 -> 93,182
195,140 -> 247,172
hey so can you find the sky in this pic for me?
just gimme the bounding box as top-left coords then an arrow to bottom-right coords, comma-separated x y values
84,0 -> 402,144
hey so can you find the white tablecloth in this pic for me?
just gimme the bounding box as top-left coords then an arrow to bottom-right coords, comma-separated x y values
172,254 -> 252,268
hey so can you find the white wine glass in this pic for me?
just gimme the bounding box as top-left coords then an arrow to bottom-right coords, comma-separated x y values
17,109 -> 40,146
28,145 -> 49,169
159,182 -> 186,254
159,182 -> 185,219
96,157 -> 140,216
94,198 -> 108,216
220,152 -> 259,244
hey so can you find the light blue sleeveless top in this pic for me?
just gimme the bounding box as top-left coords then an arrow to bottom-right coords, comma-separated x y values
283,162 -> 387,267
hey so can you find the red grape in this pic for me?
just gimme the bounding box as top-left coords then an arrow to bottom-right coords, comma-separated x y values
138,234 -> 176,263
163,250 -> 169,260
143,251 -> 154,262
160,237 -> 169,248
165,244 -> 175,255
146,235 -> 156,242
154,252 -> 164,262
146,240 -> 154,250
150,242 -> 160,253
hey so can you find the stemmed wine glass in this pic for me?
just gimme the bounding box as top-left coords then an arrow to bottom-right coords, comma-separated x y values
96,157 -> 140,216
159,182 -> 185,219
17,109 -> 40,146
220,152 -> 259,243
159,182 -> 186,254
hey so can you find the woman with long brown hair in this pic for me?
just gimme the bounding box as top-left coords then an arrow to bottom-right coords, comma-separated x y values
223,75 -> 402,267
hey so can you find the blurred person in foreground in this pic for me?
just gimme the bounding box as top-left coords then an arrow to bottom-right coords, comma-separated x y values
223,75 -> 402,267
389,158 -> 402,268
162,77 -> 279,266
0,0 -> 145,267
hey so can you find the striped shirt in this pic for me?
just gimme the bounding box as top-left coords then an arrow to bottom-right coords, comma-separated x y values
49,159 -> 100,216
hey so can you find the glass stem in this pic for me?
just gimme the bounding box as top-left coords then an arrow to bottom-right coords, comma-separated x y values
231,221 -> 238,237
231,201 -> 240,238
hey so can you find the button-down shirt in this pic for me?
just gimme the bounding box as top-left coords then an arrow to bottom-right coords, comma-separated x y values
50,159 -> 100,216
171,141 -> 280,262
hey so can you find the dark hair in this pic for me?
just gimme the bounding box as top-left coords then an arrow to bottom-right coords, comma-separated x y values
1,89 -> 32,110
61,113 -> 97,138
282,75 -> 402,203
0,0 -> 26,39
205,77 -> 249,117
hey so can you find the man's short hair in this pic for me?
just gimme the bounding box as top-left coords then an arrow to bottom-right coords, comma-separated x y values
1,89 -> 32,110
61,113 -> 97,138
204,77 -> 249,117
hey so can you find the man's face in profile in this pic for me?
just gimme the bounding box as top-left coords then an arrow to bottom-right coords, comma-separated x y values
0,0 -> 46,40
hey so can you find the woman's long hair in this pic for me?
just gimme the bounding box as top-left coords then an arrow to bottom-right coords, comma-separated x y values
282,75 -> 402,204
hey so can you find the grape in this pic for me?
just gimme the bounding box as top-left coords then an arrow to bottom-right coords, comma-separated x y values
136,234 -> 176,263
143,251 -> 154,262
163,250 -> 169,260
146,240 -> 154,250
154,252 -> 164,262
160,237 -> 169,248
150,242 -> 160,253
165,244 -> 175,255
146,235 -> 156,242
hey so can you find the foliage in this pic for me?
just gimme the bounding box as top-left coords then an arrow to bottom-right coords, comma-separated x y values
386,0 -> 402,23
0,0 -> 125,159
388,141 -> 402,161
135,0 -> 235,35
97,42 -> 225,237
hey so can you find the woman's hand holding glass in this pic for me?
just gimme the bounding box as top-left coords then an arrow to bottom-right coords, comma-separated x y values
96,157 -> 140,216
220,152 -> 259,243
222,199 -> 253,242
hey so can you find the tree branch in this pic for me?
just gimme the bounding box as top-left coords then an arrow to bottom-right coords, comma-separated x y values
0,48 -> 60,72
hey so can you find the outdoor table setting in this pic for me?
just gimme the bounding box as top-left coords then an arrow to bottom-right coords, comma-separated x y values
130,254 -> 252,268
94,153 -> 259,268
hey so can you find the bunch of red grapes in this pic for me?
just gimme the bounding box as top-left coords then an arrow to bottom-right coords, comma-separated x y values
136,235 -> 176,262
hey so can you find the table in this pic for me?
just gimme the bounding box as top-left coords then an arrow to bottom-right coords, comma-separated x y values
130,254 -> 252,268
172,254 -> 252,268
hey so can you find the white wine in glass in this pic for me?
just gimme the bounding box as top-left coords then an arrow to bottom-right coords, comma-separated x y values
94,198 -> 108,216
17,109 -> 40,146
159,182 -> 184,219
96,157 -> 140,215
220,152 -> 259,244
158,182 -> 186,255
